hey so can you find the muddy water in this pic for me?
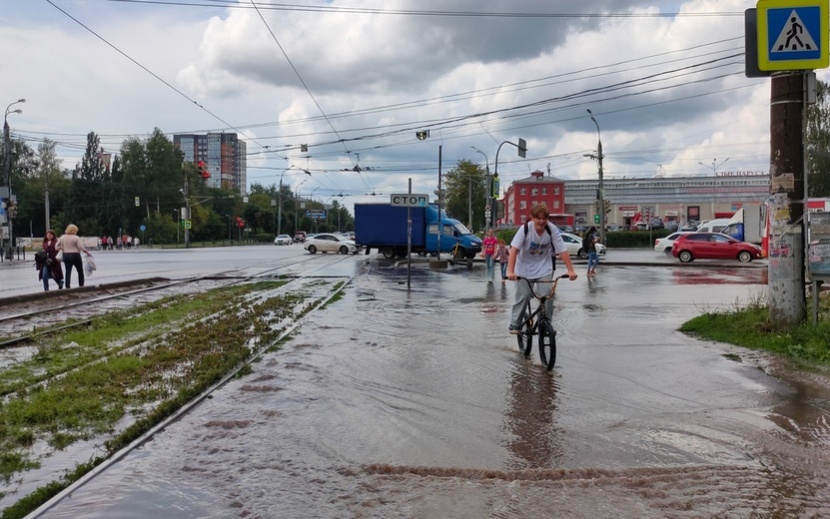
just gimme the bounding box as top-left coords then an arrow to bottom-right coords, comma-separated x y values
41,262 -> 830,518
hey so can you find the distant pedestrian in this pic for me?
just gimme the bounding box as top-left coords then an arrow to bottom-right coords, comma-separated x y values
495,239 -> 509,283
37,229 -> 64,291
482,228 -> 498,283
133,236 -> 140,249
583,226 -> 600,277
57,224 -> 93,288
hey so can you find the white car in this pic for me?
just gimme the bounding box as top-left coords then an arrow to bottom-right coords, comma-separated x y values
559,232 -> 606,259
273,234 -> 292,246
654,231 -> 695,256
304,233 -> 358,254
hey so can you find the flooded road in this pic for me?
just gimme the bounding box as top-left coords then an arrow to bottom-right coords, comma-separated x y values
38,257 -> 830,518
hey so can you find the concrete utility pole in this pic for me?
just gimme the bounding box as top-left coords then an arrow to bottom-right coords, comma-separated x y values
180,174 -> 190,248
587,109 -> 606,246
768,72 -> 807,326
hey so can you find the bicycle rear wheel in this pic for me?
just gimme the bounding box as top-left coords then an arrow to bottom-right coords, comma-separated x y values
538,319 -> 557,370
516,316 -> 533,357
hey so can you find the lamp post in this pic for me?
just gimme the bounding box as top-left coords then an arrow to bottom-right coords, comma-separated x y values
698,158 -> 729,175
493,138 -> 526,228
294,178 -> 308,235
277,167 -> 289,236
586,109 -> 606,246
471,146 -> 490,230
4,98 -> 24,260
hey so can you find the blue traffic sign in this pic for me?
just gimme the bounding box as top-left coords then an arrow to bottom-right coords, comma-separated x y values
757,0 -> 828,70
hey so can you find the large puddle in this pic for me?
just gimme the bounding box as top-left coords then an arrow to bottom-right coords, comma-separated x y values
37,262 -> 830,518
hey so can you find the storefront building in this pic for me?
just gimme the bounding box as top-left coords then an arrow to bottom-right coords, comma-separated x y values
501,171 -> 769,228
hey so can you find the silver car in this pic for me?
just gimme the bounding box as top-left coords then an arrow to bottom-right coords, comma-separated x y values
560,232 -> 606,259
304,233 -> 358,254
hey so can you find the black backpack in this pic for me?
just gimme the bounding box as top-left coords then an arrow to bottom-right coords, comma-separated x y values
582,234 -> 591,253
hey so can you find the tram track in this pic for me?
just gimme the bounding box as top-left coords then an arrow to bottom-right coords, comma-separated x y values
0,253 -> 361,518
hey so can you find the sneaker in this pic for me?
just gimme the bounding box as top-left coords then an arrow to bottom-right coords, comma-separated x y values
509,324 -> 522,335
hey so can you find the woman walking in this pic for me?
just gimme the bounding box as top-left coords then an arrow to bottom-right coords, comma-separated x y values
482,228 -> 498,283
38,230 -> 64,291
57,224 -> 93,288
583,226 -> 600,277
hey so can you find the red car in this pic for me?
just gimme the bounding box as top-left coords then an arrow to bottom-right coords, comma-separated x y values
671,232 -> 762,263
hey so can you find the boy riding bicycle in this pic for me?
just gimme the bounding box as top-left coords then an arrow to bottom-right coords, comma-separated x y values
507,204 -> 578,334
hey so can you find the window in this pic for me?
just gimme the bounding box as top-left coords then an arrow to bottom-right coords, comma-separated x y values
553,200 -> 560,209
520,188 -> 526,195
542,188 -> 547,195
554,187 -> 560,195
532,188 -> 538,196
520,200 -> 527,210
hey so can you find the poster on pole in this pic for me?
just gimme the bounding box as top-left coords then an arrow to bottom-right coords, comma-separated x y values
808,211 -> 830,275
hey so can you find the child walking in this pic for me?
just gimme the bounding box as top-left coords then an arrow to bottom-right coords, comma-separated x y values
495,239 -> 509,283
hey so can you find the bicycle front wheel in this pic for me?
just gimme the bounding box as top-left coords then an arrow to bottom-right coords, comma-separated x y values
538,319 -> 557,370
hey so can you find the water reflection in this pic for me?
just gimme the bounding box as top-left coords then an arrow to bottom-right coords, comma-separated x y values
502,357 -> 563,470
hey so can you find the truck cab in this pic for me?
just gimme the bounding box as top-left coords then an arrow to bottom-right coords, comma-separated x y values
424,206 -> 482,258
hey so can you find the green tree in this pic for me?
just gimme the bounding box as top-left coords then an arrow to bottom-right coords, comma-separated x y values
443,159 -> 488,231
807,79 -> 830,197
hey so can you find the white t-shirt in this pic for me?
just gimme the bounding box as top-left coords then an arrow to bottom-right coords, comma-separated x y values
510,223 -> 568,279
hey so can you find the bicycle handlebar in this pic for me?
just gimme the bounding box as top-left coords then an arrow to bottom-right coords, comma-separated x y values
518,274 -> 570,299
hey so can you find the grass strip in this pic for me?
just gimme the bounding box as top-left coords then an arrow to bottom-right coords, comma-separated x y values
680,292 -> 830,368
0,280 -> 316,518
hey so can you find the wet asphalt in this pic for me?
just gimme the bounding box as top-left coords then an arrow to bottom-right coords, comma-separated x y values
20,245 -> 830,518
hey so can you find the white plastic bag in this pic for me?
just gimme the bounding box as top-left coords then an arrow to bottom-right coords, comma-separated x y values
84,255 -> 97,277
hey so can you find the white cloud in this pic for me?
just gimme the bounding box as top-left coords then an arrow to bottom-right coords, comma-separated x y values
0,1 -> 791,211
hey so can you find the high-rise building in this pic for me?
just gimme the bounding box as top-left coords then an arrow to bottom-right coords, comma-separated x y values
173,133 -> 247,195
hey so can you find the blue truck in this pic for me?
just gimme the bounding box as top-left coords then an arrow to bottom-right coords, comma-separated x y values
354,203 -> 482,259
720,205 -> 763,245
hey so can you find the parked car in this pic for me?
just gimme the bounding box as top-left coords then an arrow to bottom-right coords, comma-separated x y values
654,231 -> 695,256
293,231 -> 307,243
560,232 -> 606,259
304,233 -> 358,254
274,234 -> 292,246
671,232 -> 762,263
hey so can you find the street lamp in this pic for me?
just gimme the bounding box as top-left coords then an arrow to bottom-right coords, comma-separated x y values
4,98 -> 25,260
493,138 -> 526,228
294,179 -> 308,235
698,158 -> 729,175
277,165 -> 290,236
471,146 -> 490,230
586,109 -> 606,246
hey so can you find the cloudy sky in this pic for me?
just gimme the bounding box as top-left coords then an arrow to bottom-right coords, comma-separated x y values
3,0 -> 824,208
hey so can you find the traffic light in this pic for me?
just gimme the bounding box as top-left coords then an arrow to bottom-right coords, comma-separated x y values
604,199 -> 611,214
491,174 -> 500,199
594,214 -> 600,224
7,200 -> 17,219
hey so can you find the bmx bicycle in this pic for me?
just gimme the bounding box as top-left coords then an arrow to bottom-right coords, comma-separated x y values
515,274 -> 569,370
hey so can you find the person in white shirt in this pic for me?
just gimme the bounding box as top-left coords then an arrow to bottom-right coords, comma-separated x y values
506,204 -> 577,334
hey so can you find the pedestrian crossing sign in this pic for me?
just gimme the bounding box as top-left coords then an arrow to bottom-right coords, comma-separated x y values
757,0 -> 828,70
